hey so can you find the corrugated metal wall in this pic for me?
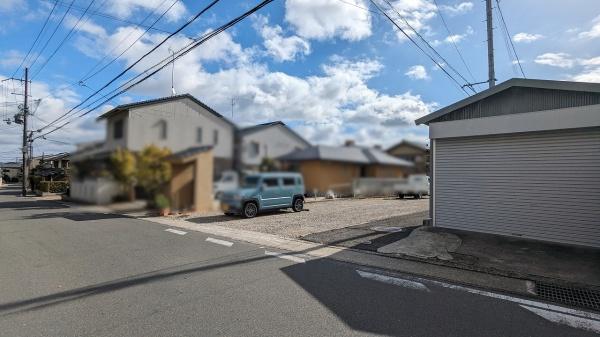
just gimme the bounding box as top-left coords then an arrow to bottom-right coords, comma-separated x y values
434,127 -> 600,248
435,88 -> 600,122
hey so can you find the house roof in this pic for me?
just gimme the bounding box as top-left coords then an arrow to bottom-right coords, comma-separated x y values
415,78 -> 600,125
96,94 -> 236,127
386,139 -> 428,153
278,145 -> 414,167
1,162 -> 21,169
168,145 -> 213,161
240,121 -> 310,146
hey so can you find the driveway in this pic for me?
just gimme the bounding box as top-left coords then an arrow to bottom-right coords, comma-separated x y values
182,197 -> 429,238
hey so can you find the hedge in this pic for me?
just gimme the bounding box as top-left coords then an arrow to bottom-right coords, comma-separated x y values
39,181 -> 69,193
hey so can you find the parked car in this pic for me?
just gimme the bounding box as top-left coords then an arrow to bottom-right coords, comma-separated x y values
213,170 -> 239,198
394,174 -> 430,199
219,172 -> 305,218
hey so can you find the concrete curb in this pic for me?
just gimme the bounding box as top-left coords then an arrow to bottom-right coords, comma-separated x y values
143,216 -> 537,299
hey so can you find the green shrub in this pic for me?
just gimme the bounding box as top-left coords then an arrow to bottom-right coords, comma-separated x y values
39,181 -> 69,193
154,193 -> 170,209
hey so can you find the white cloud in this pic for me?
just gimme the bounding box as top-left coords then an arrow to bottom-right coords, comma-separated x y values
431,26 -> 473,46
405,65 -> 429,80
578,15 -> 600,39
384,0 -> 439,42
0,50 -> 25,69
104,0 -> 187,22
64,14 -> 108,38
571,67 -> 600,82
513,32 -> 544,43
534,53 -> 575,68
0,0 -> 23,12
253,15 -> 310,62
0,74 -> 105,159
440,2 -> 473,16
284,0 -> 372,41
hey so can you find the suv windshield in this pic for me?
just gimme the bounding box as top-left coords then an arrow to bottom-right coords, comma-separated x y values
241,176 -> 260,188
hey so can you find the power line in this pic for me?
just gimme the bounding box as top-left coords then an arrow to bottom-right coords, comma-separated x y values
36,0 -> 276,140
37,0 -> 222,132
39,0 -> 193,38
494,0 -> 525,78
27,0 -> 76,71
368,0 -> 471,96
80,0 -> 178,83
380,0 -> 476,94
12,0 -> 59,78
32,0 -> 99,79
431,0 -> 476,83
40,0 -> 220,130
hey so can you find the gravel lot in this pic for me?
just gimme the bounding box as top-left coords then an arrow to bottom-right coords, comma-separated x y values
181,197 -> 429,238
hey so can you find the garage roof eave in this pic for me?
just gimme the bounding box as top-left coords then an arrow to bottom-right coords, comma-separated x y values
415,78 -> 600,125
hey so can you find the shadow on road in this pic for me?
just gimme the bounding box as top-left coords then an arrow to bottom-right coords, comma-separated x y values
24,212 -> 129,221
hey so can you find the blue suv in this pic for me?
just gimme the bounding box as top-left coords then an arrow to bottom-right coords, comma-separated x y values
219,172 -> 305,218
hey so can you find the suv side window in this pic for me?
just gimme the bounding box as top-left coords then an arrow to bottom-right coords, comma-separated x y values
263,178 -> 279,187
282,177 -> 295,186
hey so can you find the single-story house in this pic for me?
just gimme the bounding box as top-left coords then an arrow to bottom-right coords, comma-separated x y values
386,140 -> 429,173
278,143 -> 414,196
416,78 -> 600,248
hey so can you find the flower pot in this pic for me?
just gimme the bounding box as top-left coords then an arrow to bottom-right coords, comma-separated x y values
159,208 -> 170,216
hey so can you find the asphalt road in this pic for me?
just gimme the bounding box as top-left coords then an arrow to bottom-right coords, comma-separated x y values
0,184 -> 597,337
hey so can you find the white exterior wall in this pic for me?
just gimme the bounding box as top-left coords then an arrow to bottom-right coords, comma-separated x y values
241,125 -> 308,167
104,111 -> 128,151
70,178 -> 121,205
104,98 -> 234,159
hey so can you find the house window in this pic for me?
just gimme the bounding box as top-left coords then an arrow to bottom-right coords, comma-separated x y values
158,120 -> 167,140
196,127 -> 203,143
213,130 -> 219,145
249,141 -> 260,157
113,119 -> 123,139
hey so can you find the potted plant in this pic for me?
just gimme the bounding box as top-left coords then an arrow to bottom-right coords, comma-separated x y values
154,194 -> 170,216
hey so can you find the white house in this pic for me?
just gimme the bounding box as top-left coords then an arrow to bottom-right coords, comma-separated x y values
97,94 -> 236,174
239,121 -> 310,170
69,94 -> 312,204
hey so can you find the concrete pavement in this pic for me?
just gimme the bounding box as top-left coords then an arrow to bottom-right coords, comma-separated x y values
0,184 -> 598,336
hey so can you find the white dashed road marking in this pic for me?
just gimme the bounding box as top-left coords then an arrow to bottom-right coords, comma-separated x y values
356,269 -> 600,333
264,250 -> 306,263
356,270 -> 429,291
164,228 -> 187,235
206,237 -> 233,247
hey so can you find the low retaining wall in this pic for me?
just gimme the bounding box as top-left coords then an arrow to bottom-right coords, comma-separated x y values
70,178 -> 120,205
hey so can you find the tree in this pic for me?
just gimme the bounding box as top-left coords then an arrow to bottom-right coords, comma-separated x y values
259,157 -> 278,172
110,147 -> 137,201
136,145 -> 172,199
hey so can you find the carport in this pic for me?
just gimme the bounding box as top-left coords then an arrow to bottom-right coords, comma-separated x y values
416,79 -> 600,248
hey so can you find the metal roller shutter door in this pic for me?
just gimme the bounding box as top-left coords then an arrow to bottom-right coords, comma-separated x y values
434,127 -> 600,248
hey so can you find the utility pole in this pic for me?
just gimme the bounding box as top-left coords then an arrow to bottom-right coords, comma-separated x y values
21,67 -> 29,197
486,0 -> 495,88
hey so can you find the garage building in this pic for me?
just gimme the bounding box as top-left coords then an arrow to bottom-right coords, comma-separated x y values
416,79 -> 600,248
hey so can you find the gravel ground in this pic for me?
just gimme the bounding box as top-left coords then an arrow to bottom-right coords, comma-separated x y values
178,197 -> 429,239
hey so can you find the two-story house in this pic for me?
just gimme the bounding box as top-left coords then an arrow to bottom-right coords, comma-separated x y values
97,94 -> 236,175
238,121 -> 310,171
69,94 -> 311,204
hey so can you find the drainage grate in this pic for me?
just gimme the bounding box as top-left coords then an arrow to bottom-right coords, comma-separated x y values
535,282 -> 600,311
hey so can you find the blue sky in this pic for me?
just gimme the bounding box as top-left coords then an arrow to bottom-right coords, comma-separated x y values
1,0 -> 599,161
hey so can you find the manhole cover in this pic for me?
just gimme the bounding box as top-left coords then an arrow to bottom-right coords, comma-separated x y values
535,282 -> 600,311
370,226 -> 405,233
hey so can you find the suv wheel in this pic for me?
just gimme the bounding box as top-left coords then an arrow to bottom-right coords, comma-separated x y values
243,202 -> 258,218
292,198 -> 304,212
